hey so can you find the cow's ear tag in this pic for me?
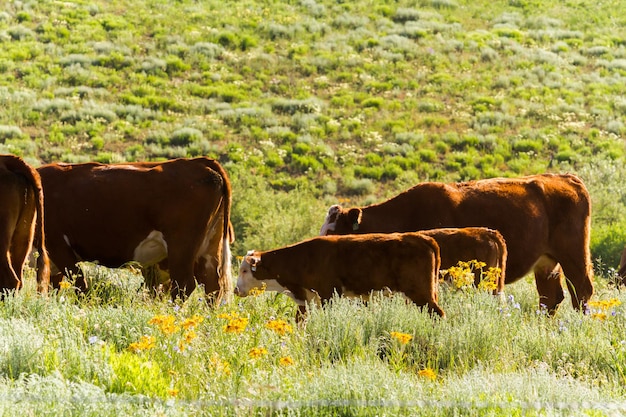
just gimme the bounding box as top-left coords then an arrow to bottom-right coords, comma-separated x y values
251,265 -> 257,272
352,222 -> 359,231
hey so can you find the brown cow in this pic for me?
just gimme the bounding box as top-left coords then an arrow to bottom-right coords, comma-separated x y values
0,155 -> 50,293
419,227 -> 506,293
38,157 -> 233,304
235,232 -> 445,318
320,174 -> 594,313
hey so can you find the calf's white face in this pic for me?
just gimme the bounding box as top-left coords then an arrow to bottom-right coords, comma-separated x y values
235,254 -> 289,297
319,205 -> 339,236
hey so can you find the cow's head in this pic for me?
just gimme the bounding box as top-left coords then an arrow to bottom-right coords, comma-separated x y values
235,250 -> 289,297
319,205 -> 363,235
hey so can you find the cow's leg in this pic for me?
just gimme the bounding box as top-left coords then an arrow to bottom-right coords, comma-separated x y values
533,255 -> 564,315
10,203 -> 36,284
0,254 -> 19,293
547,219 -> 594,309
553,251 -> 594,311
0,245 -> 20,292
166,248 -> 196,300
402,287 -> 445,318
194,255 -> 220,294
193,220 -> 233,304
0,236 -> 19,292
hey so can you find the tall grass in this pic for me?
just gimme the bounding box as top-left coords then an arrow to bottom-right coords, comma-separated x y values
1,265 -> 626,416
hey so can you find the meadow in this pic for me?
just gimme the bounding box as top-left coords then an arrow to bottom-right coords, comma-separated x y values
2,0 -> 626,415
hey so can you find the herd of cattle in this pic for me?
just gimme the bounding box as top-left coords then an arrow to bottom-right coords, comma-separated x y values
0,154 -> 600,318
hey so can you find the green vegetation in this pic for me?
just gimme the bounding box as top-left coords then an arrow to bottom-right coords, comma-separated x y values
2,268 -> 626,416
2,0 -> 626,414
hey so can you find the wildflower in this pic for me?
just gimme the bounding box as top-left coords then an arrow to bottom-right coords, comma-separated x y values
279,356 -> 295,366
477,267 -> 501,292
266,319 -> 293,336
210,354 -> 231,376
59,280 -> 72,290
249,347 -> 268,358
589,298 -> 621,311
248,282 -> 267,297
88,335 -> 99,345
592,312 -> 607,321
217,311 -> 239,320
223,317 -> 248,333
149,315 -> 180,335
183,330 -> 197,344
181,315 -> 204,330
168,389 -> 179,397
128,335 -> 156,353
418,368 -> 437,380
390,331 -> 412,345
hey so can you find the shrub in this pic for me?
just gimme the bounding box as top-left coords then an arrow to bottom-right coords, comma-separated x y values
0,125 -> 25,141
170,127 -> 204,147
591,223 -> 626,275
342,177 -> 376,196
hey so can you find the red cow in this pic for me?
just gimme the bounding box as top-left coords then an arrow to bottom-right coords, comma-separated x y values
0,155 -> 50,293
38,157 -> 233,303
320,174 -> 594,313
235,232 -> 445,318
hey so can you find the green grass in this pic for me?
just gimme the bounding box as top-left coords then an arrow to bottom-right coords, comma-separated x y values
1,267 -> 626,416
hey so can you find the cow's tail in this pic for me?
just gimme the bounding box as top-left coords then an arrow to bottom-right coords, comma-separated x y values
6,156 -> 51,293
207,159 -> 234,305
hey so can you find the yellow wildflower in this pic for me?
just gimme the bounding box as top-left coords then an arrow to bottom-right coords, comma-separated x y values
183,330 -> 197,343
217,311 -> 240,320
248,282 -> 267,297
266,319 -> 293,336
181,315 -> 204,330
418,368 -> 437,380
210,354 -> 231,376
59,280 -> 72,290
168,389 -> 179,397
149,315 -> 180,335
478,267 -> 501,292
249,347 -> 268,358
589,298 -> 621,311
390,331 -> 413,345
279,356 -> 295,366
592,312 -> 607,321
128,335 -> 156,353
223,317 -> 248,333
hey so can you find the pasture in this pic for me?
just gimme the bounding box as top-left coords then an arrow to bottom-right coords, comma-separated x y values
1,263 -> 626,416
2,0 -> 626,415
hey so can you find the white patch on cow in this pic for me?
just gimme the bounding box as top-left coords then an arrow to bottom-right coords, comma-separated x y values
235,257 -> 291,297
197,223 -> 219,272
133,230 -> 168,266
319,205 -> 339,236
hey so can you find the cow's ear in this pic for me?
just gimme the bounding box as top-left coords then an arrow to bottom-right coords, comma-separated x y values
348,208 -> 363,231
247,255 -> 261,272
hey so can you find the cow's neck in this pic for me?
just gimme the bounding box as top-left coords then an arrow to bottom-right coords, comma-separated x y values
256,251 -> 319,306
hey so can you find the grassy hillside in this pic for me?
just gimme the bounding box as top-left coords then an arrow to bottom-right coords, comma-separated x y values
2,0 -> 626,266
